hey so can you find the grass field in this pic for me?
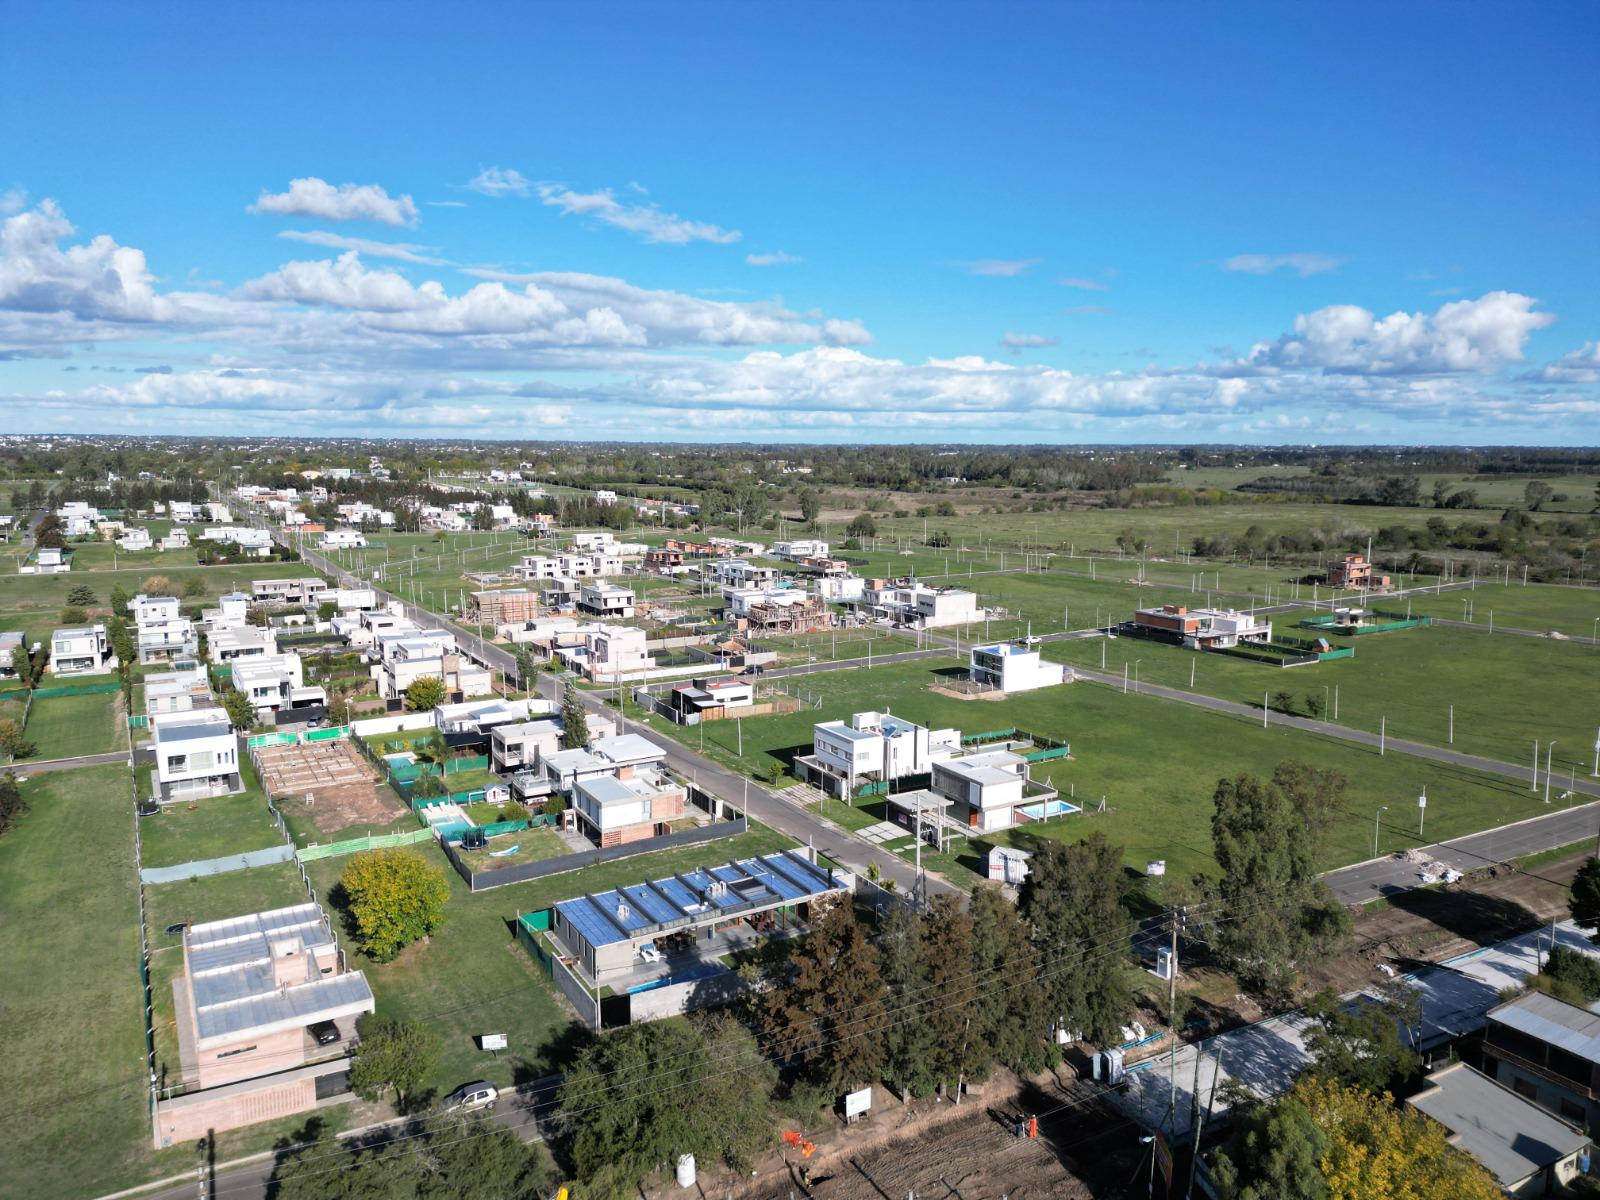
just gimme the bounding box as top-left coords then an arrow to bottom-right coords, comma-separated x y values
303,821 -> 797,1099
1401,580 -> 1600,638
0,765 -> 149,1200
137,793 -> 285,869
24,688 -> 127,759
454,823 -> 569,872
645,656 -> 1573,884
1044,623 -> 1600,774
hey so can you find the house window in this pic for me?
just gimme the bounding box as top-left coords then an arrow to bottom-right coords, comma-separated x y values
1513,1076 -> 1539,1101
165,755 -> 187,773
1560,1098 -> 1586,1123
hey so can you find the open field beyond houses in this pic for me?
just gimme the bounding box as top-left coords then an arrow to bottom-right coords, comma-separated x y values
646,656 -> 1573,884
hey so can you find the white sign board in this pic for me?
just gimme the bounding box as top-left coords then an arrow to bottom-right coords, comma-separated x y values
844,1086 -> 872,1119
481,1033 -> 508,1051
1418,797 -> 1427,808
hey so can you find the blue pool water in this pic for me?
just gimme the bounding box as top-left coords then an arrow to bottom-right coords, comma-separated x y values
626,961 -> 729,994
1019,799 -> 1080,820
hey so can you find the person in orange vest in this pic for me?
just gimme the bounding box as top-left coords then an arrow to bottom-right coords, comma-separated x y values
1027,1115 -> 1038,1139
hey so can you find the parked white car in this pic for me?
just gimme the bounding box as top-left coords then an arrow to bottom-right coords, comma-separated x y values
443,1081 -> 499,1113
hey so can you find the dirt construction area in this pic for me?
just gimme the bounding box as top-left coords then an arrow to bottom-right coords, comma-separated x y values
671,1072 -> 1143,1200
254,739 -> 407,835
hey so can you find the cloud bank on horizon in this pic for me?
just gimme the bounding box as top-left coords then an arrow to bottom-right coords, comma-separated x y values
0,179 -> 1593,443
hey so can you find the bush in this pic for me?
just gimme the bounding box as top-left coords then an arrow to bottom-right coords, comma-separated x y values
59,606 -> 88,625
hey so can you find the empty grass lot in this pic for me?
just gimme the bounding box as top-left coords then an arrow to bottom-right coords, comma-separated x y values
304,822 -> 797,1100
0,765 -> 149,1200
645,657 -> 1569,884
137,793 -> 285,869
1044,623 -> 1600,774
24,687 -> 127,759
1402,580 -> 1600,639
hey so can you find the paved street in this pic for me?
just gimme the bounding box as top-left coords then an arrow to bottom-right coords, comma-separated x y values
12,749 -> 129,774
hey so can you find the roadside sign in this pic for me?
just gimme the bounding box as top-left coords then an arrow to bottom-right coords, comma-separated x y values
480,1033 -> 507,1051
843,1086 -> 872,1120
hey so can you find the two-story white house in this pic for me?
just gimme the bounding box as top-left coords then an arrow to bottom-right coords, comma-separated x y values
49,624 -> 117,675
232,653 -> 324,716
152,710 -> 242,801
132,593 -> 199,666
319,529 -> 367,550
797,710 -> 962,798
117,526 -> 153,552
577,582 -> 636,619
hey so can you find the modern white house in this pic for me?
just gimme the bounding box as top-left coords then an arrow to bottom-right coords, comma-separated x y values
862,579 -> 983,629
797,710 -> 962,797
117,526 -> 153,552
773,539 -> 829,561
968,643 -> 1067,693
251,578 -> 328,606
159,528 -> 191,551
49,624 -> 117,675
152,710 -> 242,801
144,666 -> 215,717
577,581 -> 636,619
319,529 -> 367,550
211,625 -> 279,662
232,653 -> 324,716
1130,605 -> 1273,650
23,546 -> 71,574
132,593 -> 199,666
201,591 -> 250,634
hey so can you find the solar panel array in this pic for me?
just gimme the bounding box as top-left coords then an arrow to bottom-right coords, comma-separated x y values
555,850 -> 841,951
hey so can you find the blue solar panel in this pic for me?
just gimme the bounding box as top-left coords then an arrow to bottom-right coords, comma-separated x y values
623,884 -> 678,925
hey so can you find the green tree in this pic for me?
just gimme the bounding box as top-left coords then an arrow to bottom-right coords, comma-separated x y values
59,605 -> 88,625
1304,693 -> 1325,720
338,848 -> 450,962
876,901 -> 935,1096
8,644 -> 30,684
1016,832 -> 1134,1043
922,892 -> 980,1095
797,488 -> 821,524
65,583 -> 96,607
1301,980 -> 1420,1093
404,674 -> 446,712
1571,857 -> 1600,941
0,719 -> 37,761
1204,771 -> 1351,996
1272,689 -> 1295,714
348,1016 -> 440,1112
969,886 -> 1049,1074
1272,760 -> 1348,842
560,680 -> 589,749
1524,480 -> 1554,511
182,576 -> 207,599
108,580 -> 130,616
1542,942 -> 1600,1000
0,771 -> 27,834
1213,1085 -> 1331,1200
759,898 -> 887,1093
220,687 -> 255,731
846,512 -> 877,539
317,600 -> 338,621
557,1013 -> 774,1197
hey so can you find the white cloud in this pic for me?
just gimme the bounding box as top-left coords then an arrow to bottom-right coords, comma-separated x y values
1064,305 -> 1113,317
1529,341 -> 1600,384
0,187 -> 27,216
1223,252 -> 1343,277
1058,276 -> 1108,291
1000,332 -> 1059,352
465,167 -> 533,198
0,199 -> 178,322
961,258 -> 1040,277
746,250 -> 802,267
426,200 -> 469,208
1244,291 -> 1555,375
536,184 -> 741,245
278,230 -> 447,266
249,178 -> 419,227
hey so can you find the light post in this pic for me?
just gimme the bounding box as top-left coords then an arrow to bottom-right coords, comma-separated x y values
1545,742 -> 1556,804
1418,787 -> 1427,838
1134,659 -> 1142,693
1373,805 -> 1388,857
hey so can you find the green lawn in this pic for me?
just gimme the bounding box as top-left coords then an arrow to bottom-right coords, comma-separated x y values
644,657 -> 1571,884
25,688 -> 127,759
454,823 -> 569,873
304,821 -> 798,1099
1044,623 -> 1600,774
0,765 -> 150,1200
137,794 -> 285,869
1401,581 -> 1600,639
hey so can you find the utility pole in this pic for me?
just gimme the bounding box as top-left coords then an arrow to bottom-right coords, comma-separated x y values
1545,742 -> 1556,804
1185,1040 -> 1226,1200
1165,907 -> 1184,1133
1533,740 -> 1541,792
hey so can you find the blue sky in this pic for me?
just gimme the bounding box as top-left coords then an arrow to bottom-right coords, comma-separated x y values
2,1 -> 1597,443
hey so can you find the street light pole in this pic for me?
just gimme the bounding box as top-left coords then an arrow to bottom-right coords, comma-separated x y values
1418,787 -> 1427,838
1545,742 -> 1556,804
1374,805 -> 1388,857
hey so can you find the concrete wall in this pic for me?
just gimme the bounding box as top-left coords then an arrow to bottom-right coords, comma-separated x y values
627,969 -> 747,1023
350,711 -> 436,737
198,1026 -> 307,1088
155,1076 -> 317,1147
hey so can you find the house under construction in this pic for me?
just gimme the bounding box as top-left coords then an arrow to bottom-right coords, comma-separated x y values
740,593 -> 831,634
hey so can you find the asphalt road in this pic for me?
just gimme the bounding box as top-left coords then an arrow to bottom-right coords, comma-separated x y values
11,749 -> 129,774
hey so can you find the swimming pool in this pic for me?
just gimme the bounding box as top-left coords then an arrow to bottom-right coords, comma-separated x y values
1019,799 -> 1080,821
626,961 -> 730,994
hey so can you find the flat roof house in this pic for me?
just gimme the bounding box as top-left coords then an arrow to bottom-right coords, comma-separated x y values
153,710 -> 242,802
319,529 -> 366,550
144,665 -> 215,717
132,593 -> 198,666
211,624 -> 279,662
153,904 -> 374,1147
578,581 -> 636,619
49,623 -> 116,676
117,526 -> 153,552
1130,604 -> 1272,651
251,577 -> 328,606
1407,1062 -> 1591,1197
969,642 -> 1067,694
796,710 -> 962,798
545,849 -> 850,1015
887,749 -> 1064,835
491,718 -> 564,774
232,653 -> 324,717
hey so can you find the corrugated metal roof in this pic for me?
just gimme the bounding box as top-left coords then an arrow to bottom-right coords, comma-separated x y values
1408,1064 -> 1588,1187
194,971 -> 374,1045
1490,990 -> 1600,1064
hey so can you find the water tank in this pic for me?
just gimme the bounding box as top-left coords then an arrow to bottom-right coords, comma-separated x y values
676,1153 -> 696,1188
